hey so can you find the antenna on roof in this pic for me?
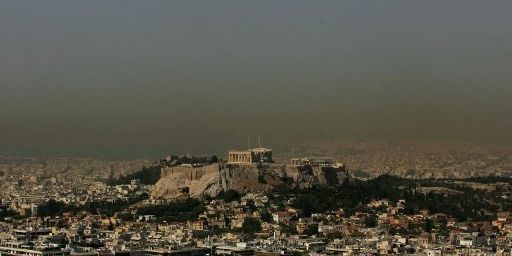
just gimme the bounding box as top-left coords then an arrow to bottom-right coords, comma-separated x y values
258,134 -> 262,148
247,136 -> 251,149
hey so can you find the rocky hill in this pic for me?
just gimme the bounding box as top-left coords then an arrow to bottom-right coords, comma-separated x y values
151,163 -> 350,201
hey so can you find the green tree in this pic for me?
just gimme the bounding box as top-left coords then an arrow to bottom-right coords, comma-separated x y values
423,218 -> 434,233
364,214 -> 378,228
117,212 -> 134,222
260,209 -> 273,222
326,231 -> 343,240
216,189 -> 243,202
307,224 -> 319,236
242,217 -> 261,234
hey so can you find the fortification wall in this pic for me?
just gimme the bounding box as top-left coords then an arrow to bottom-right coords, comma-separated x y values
160,164 -> 220,181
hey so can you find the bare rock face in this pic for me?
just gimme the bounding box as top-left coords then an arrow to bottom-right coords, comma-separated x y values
151,164 -> 223,200
151,165 -> 273,200
286,165 -> 350,188
151,163 -> 350,201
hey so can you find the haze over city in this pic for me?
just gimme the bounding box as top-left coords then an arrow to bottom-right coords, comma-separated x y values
1,0 -> 512,159
4,1 -> 512,255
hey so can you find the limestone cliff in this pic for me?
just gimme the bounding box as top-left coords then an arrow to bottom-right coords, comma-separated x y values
150,163 -> 350,201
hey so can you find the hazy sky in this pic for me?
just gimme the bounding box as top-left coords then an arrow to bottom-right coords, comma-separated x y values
1,0 -> 511,159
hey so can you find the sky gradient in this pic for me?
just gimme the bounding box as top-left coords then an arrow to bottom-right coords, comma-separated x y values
1,0 -> 512,159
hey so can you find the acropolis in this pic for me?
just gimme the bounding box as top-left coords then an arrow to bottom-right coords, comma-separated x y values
227,148 -> 273,164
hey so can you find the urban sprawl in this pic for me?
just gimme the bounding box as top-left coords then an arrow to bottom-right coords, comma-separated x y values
1,146 -> 512,256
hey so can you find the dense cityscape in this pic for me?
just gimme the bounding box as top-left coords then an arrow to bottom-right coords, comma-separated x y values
2,1 -> 512,255
1,144 -> 512,255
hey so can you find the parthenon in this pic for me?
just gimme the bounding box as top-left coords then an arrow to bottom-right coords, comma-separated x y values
227,148 -> 273,164
228,150 -> 253,164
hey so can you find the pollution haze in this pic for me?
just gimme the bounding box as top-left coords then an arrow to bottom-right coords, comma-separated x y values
1,0 -> 511,159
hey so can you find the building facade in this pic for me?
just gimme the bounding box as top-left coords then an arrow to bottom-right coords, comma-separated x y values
227,148 -> 272,164
290,157 -> 338,168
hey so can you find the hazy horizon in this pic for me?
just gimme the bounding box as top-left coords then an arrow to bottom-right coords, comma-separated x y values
1,1 -> 512,159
